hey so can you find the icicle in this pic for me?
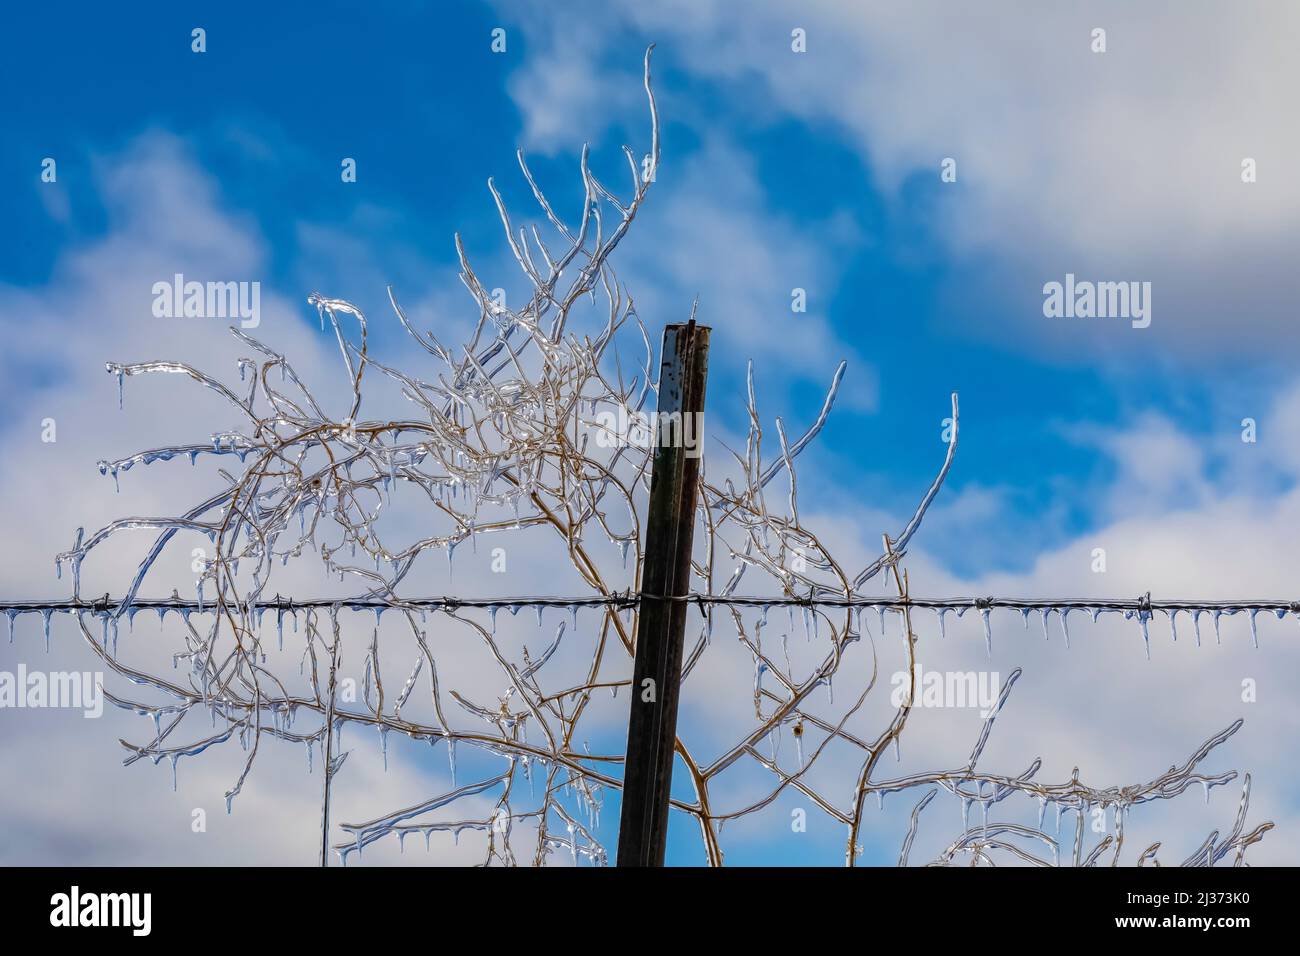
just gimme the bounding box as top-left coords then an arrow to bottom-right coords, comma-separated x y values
980,607 -> 992,658
1060,608 -> 1072,649
1248,610 -> 1260,648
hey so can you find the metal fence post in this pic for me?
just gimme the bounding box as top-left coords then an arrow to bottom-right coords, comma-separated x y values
616,319 -> 710,866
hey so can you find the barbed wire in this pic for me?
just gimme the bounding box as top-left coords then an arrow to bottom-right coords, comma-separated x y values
4,591 -> 1297,615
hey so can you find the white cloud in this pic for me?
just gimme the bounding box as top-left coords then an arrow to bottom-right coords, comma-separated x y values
620,138 -> 877,411
753,406 -> 1300,864
491,0 -> 1300,350
0,136 -> 530,865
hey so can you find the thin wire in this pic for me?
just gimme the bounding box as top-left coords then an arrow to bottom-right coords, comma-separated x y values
2,592 -> 1297,614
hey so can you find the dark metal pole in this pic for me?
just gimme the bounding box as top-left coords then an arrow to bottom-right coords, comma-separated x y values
616,320 -> 710,867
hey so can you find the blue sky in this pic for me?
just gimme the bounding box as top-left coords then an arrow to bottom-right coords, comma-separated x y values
5,1 -> 1296,578
1,1 -> 1298,866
